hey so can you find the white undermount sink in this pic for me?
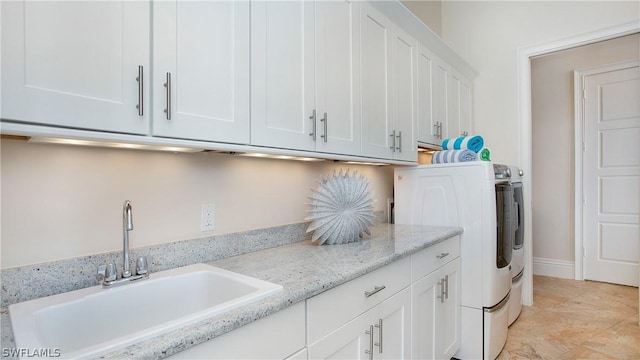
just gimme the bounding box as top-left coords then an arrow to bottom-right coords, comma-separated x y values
9,263 -> 282,359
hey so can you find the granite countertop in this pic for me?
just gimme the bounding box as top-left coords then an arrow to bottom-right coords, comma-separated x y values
2,224 -> 462,359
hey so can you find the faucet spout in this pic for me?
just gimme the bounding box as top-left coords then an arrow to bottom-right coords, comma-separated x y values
122,200 -> 133,278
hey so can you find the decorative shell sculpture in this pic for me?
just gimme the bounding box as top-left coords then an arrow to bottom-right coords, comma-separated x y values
306,169 -> 376,245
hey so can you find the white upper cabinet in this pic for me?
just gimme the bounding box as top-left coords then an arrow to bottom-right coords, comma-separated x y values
250,1 -> 314,151
416,44 -> 438,147
445,70 -> 473,140
315,0 -> 362,155
418,57 -> 474,146
390,26 -> 417,162
251,0 -> 361,156
360,2 -> 393,159
153,0 -> 250,144
1,1 -> 150,134
361,2 -> 416,162
432,58 -> 449,144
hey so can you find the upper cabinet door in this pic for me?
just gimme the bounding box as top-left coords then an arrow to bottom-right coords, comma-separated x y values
360,2 -> 393,159
153,0 -> 250,144
416,45 -> 438,146
391,27 -> 417,162
459,77 -> 473,137
315,0 -> 361,156
251,1 -> 315,151
447,71 -> 473,139
1,1 -> 150,134
448,72 -> 462,139
432,59 -> 449,142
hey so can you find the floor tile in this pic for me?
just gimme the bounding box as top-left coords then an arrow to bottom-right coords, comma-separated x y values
496,276 -> 639,360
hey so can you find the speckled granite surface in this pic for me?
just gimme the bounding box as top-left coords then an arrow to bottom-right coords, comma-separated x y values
0,222 -> 311,308
1,223 -> 461,359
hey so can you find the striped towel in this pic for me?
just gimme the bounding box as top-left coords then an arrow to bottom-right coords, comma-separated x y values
431,150 -> 478,164
442,135 -> 484,153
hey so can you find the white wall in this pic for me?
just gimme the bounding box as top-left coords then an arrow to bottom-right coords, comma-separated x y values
441,1 -> 639,165
0,139 -> 393,269
531,34 -> 640,264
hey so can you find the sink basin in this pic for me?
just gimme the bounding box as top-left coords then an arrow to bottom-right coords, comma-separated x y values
9,263 -> 282,359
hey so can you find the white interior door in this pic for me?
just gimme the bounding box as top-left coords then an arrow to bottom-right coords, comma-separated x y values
583,61 -> 640,287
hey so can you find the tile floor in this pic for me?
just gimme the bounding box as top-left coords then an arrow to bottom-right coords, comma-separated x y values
497,275 -> 639,359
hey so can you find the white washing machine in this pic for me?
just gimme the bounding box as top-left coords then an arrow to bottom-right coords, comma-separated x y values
394,162 -> 514,359
508,166 -> 525,326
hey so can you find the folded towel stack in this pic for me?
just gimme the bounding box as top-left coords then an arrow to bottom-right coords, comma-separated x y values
431,135 -> 486,164
431,149 -> 478,163
442,135 -> 484,153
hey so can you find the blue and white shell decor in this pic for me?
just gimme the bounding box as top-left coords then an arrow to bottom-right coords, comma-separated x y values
305,169 -> 376,245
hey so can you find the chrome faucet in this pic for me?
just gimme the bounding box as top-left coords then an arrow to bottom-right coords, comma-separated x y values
122,200 -> 133,278
97,200 -> 149,287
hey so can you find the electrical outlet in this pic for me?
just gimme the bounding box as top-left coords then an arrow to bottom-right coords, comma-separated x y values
201,204 -> 215,232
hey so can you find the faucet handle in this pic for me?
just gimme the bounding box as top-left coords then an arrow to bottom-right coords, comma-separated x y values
104,263 -> 118,282
136,256 -> 148,275
97,264 -> 106,283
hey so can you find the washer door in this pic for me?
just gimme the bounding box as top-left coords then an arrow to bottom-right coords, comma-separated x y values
495,183 -> 514,268
513,182 -> 524,250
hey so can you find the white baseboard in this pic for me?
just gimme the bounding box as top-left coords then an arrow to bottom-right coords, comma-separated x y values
533,257 -> 575,279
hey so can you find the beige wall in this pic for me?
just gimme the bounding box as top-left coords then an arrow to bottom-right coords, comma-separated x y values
0,139 -> 394,269
400,0 -> 442,37
531,34 -> 640,262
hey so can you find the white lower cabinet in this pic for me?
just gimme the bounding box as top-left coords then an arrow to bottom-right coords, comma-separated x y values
411,246 -> 461,360
168,236 -> 461,360
167,302 -> 306,359
308,288 -> 411,360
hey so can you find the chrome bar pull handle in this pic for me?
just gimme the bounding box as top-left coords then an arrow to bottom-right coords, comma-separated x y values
396,131 -> 402,152
437,278 -> 445,303
320,112 -> 328,142
136,65 -> 144,116
437,252 -> 450,259
390,130 -> 396,152
444,274 -> 449,299
433,123 -> 439,137
364,285 -> 386,297
164,72 -> 172,120
374,319 -> 383,353
309,109 -> 316,140
365,325 -> 374,360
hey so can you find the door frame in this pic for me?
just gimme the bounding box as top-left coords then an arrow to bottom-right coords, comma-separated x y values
516,20 -> 639,305
573,59 -> 640,281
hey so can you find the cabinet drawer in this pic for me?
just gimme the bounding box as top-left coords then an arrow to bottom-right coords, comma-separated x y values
411,235 -> 460,281
307,256 -> 411,343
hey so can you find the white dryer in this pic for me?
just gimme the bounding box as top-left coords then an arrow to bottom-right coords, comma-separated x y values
394,162 -> 513,359
508,166 -> 525,326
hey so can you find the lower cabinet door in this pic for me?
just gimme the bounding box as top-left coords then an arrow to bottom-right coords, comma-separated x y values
308,308 -> 373,360
309,288 -> 411,360
411,270 -> 439,359
375,288 -> 412,360
436,258 -> 461,360
412,257 -> 461,360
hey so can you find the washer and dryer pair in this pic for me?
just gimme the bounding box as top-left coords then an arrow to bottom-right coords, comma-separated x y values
394,161 -> 525,360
